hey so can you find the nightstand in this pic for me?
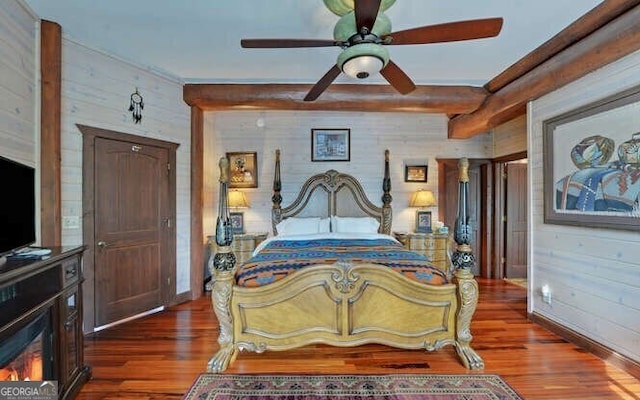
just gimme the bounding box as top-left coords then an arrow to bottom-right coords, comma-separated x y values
207,232 -> 268,267
393,231 -> 451,275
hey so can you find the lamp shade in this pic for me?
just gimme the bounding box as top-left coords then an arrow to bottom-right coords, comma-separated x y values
409,190 -> 436,207
228,190 -> 249,208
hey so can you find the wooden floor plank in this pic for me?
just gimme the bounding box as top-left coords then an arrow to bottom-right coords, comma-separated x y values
76,278 -> 640,400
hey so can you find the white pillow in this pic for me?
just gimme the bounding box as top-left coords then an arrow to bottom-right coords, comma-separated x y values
332,216 -> 380,233
319,217 -> 331,233
276,217 -> 321,235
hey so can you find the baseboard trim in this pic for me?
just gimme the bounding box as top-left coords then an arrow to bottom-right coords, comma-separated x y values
530,312 -> 640,380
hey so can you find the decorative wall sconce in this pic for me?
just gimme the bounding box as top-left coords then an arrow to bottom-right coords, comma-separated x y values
128,88 -> 144,123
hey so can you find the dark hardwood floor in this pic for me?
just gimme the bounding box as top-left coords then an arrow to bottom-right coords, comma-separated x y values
77,278 -> 640,400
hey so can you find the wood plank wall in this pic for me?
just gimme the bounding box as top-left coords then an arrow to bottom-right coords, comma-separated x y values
203,111 -> 493,237
530,48 -> 640,364
0,2 -> 36,166
57,38 -> 191,298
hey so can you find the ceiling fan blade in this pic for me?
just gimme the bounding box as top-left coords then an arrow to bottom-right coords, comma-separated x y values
380,60 -> 416,95
304,65 -> 342,101
241,38 -> 340,48
354,0 -> 382,34
384,17 -> 504,45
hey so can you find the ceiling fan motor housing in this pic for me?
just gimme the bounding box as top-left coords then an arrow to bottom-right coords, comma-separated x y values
333,11 -> 392,40
323,0 -> 396,16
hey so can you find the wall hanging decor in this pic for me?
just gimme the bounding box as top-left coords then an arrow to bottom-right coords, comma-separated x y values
311,128 -> 350,162
543,84 -> 640,232
226,152 -> 258,188
405,165 -> 428,182
128,88 -> 144,123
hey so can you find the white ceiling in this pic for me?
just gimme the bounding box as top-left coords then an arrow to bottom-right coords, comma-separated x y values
23,0 -> 602,87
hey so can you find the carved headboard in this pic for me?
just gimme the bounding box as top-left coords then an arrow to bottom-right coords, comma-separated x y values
271,150 -> 392,235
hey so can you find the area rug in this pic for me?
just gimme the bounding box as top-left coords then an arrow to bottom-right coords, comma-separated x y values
182,373 -> 524,399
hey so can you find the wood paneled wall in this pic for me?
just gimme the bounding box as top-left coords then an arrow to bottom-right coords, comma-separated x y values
203,111 -> 493,237
530,49 -> 640,364
492,115 -> 527,158
0,3 -> 36,166
57,38 -> 192,295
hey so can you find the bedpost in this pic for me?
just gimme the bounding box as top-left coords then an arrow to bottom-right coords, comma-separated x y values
207,156 -> 239,373
380,149 -> 392,234
451,157 -> 484,369
272,149 -> 283,234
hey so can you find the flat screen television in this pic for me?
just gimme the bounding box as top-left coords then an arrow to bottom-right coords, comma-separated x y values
0,155 -> 36,258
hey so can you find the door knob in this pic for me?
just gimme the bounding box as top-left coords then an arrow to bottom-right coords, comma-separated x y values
97,241 -> 110,248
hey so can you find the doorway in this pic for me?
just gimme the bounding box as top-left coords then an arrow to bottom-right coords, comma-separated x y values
493,154 -> 528,281
79,125 -> 178,331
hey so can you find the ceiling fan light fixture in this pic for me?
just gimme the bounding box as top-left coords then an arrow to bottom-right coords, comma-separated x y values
342,55 -> 384,79
337,43 -> 389,79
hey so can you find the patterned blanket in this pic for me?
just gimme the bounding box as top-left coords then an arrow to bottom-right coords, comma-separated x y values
235,238 -> 448,287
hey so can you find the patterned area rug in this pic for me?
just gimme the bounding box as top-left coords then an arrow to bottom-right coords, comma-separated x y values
182,374 -> 524,399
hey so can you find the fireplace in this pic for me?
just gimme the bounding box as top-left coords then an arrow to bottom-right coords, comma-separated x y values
0,310 -> 53,381
0,246 -> 90,399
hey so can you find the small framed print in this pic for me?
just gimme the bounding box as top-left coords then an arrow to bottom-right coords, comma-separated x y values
227,152 -> 258,188
311,128 -> 350,162
229,212 -> 245,234
416,210 -> 433,233
405,165 -> 428,182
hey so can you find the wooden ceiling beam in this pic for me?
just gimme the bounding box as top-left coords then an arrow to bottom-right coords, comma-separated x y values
449,3 -> 640,139
183,83 -> 488,115
485,0 -> 640,93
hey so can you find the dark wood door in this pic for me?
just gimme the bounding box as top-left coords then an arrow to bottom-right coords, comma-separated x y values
94,137 -> 170,327
505,162 -> 528,279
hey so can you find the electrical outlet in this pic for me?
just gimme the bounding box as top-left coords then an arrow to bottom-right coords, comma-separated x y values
541,284 -> 552,304
62,216 -> 80,229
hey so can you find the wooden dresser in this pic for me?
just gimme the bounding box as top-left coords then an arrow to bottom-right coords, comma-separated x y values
393,231 -> 451,275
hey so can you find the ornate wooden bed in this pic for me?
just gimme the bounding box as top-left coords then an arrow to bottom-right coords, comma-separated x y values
208,150 -> 482,372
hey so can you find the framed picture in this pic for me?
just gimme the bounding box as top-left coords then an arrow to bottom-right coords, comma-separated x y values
415,210 -> 433,233
229,212 -> 244,234
405,165 -> 428,182
543,84 -> 640,232
311,129 -> 350,162
227,152 -> 258,188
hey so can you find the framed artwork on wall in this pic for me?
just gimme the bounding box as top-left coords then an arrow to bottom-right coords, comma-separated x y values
311,128 -> 350,161
543,84 -> 640,232
405,165 -> 428,182
227,152 -> 258,188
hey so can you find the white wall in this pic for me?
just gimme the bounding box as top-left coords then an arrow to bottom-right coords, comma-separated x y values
493,115 -> 527,158
58,38 -> 192,293
529,49 -> 640,362
0,1 -> 38,243
0,1 -> 36,166
203,110 -> 493,237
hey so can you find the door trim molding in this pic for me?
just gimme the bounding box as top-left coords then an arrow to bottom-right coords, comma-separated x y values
78,124 -> 178,332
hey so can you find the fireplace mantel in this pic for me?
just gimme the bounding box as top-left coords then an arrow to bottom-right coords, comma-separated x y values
1,246 -> 90,399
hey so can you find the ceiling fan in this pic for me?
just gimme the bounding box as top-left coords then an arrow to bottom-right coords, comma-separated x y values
241,0 -> 503,101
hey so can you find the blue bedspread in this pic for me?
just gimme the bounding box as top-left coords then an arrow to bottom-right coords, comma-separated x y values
235,238 -> 448,287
